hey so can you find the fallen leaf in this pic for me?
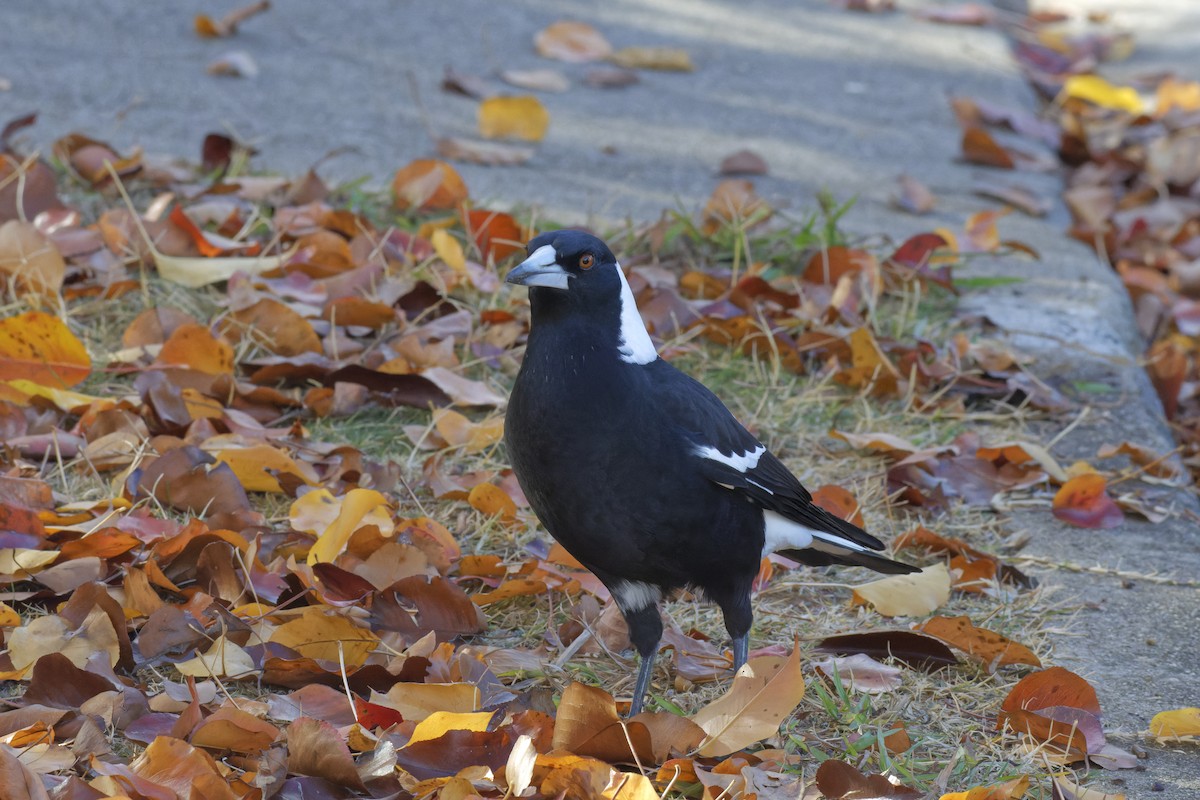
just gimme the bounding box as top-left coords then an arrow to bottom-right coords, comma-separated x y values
814,630 -> 957,671
0,311 -> 91,388
478,96 -> 550,142
918,615 -> 1041,671
1052,473 -> 1124,528
815,759 -> 922,799
194,0 -> 270,37
691,644 -> 805,757
175,635 -> 257,679
534,21 -> 613,63
851,563 -> 951,617
718,150 -> 769,176
393,159 -> 469,212
1062,75 -> 1142,114
610,47 -> 694,71
962,127 -> 1016,169
499,68 -> 570,93
893,174 -> 936,214
1052,776 -> 1126,800
939,776 -> 1030,800
437,136 -> 534,166
1148,707 -> 1200,740
207,51 -> 258,78
814,654 -> 903,694
0,221 -> 64,297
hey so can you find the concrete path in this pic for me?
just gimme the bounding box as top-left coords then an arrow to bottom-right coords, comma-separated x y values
4,0 -> 1197,795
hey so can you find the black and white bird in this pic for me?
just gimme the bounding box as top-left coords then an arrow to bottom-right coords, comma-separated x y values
504,230 -> 917,715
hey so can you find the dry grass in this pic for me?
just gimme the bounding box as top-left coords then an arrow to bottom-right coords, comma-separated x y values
23,185 -> 1081,797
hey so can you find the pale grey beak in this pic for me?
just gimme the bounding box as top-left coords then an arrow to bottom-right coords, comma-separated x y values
507,244 -> 570,290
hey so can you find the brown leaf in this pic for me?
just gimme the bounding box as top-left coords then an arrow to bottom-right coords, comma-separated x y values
915,2 -> 994,25
815,759 -> 921,799
552,682 -> 656,765
156,323 -> 235,374
691,645 -> 805,757
718,149 -> 769,176
129,736 -> 239,800
972,178 -> 1051,216
0,746 -> 51,800
285,717 -> 366,790
917,615 -> 1041,671
534,21 -> 613,63
809,484 -> 866,527
814,630 -> 957,671
224,298 -> 322,357
584,67 -> 639,89
702,180 -> 770,233
122,307 -> 199,348
0,221 -> 64,297
962,127 -> 1016,169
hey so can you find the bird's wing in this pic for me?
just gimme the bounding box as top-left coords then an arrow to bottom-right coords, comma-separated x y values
647,361 -> 886,553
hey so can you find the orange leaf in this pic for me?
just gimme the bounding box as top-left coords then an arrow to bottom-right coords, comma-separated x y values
468,483 -> 518,523
810,485 -> 865,527
917,615 -> 1041,671
1052,473 -> 1123,528
464,209 -> 525,263
392,159 -> 469,213
0,311 -> 90,389
157,323 -> 235,375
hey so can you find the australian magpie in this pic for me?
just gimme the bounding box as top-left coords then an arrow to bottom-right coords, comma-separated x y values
504,230 -> 918,715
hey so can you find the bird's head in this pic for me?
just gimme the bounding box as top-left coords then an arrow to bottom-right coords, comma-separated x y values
506,229 -> 658,364
506,229 -> 618,293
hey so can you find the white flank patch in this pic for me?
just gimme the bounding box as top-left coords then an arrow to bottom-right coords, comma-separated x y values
611,580 -> 662,612
526,244 -> 558,267
614,262 -> 658,364
694,443 -> 766,473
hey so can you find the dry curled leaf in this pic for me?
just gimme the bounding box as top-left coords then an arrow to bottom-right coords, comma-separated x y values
690,643 -> 805,757
534,21 -> 612,63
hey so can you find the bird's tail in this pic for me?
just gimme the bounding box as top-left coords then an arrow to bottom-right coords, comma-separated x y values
777,501 -> 919,575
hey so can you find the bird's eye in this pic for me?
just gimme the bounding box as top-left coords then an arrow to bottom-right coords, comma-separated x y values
579,253 -> 595,270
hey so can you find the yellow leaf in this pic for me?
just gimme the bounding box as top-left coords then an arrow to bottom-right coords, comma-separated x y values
609,46 -> 693,71
0,549 -> 58,576
690,643 -> 805,757
8,609 -> 120,670
370,682 -> 480,723
852,563 -> 951,617
208,442 -> 318,493
431,229 -> 466,273
175,634 -> 257,678
1051,776 -> 1125,800
0,311 -> 91,388
301,488 -> 392,565
3,379 -> 106,412
0,601 -> 21,627
269,606 -> 379,666
939,775 -> 1030,800
478,96 -> 550,142
155,246 -> 298,288
1149,707 -> 1200,740
1062,75 -> 1143,114
405,711 -> 495,745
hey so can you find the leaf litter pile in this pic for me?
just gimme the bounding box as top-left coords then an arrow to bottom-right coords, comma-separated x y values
1,11 -> 1199,800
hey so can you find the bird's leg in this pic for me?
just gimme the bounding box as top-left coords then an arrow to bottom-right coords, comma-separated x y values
622,603 -> 664,717
716,587 -> 753,675
732,633 -> 749,672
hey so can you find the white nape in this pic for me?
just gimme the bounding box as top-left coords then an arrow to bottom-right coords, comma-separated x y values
614,262 -> 659,365
694,443 -> 766,473
611,579 -> 662,613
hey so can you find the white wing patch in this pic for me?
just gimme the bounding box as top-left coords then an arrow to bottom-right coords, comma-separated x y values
614,262 -> 658,365
761,509 -> 872,559
694,443 -> 766,473
611,580 -> 662,612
